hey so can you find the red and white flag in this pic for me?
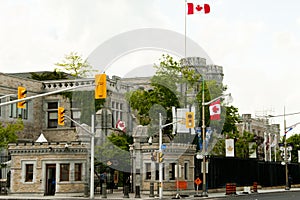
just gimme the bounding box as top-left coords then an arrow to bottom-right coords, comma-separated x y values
116,120 -> 126,132
209,99 -> 221,120
187,3 -> 210,15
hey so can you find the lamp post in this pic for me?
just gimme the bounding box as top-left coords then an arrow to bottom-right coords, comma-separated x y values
268,109 -> 300,190
201,86 -> 232,197
129,144 -> 134,193
283,111 -> 289,190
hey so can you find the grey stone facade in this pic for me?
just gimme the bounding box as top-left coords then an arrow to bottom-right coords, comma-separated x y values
236,114 -> 280,161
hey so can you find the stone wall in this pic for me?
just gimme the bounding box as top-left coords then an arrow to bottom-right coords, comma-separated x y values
0,73 -> 79,142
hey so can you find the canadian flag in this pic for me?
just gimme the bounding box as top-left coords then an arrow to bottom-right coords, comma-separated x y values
116,120 -> 126,132
187,3 -> 210,15
209,99 -> 221,120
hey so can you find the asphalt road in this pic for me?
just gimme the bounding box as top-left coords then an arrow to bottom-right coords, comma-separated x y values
211,191 -> 300,200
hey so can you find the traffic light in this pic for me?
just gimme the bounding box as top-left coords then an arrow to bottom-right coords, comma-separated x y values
158,152 -> 164,163
58,107 -> 65,126
95,73 -> 107,99
186,111 -> 195,128
151,151 -> 157,162
17,86 -> 27,109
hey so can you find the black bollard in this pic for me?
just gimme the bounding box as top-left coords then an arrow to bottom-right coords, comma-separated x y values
149,182 -> 154,197
135,185 -> 141,198
84,183 -> 88,197
102,182 -> 107,198
124,185 -> 129,198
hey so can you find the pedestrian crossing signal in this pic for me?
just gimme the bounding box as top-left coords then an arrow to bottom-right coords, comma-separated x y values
151,151 -> 157,162
158,152 -> 164,163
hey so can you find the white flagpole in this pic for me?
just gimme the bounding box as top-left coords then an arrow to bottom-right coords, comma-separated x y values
274,134 -> 277,162
264,132 -> 267,161
269,133 -> 272,161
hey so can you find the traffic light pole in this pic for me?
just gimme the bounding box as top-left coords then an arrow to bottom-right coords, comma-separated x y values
65,114 -> 95,199
0,84 -> 91,107
157,114 -> 185,199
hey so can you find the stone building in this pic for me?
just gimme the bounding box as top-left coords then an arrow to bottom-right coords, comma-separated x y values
8,141 -> 87,196
0,56 -> 227,196
236,114 -> 280,161
130,126 -> 196,195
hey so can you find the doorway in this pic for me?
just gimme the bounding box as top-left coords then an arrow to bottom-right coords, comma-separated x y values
45,164 -> 56,195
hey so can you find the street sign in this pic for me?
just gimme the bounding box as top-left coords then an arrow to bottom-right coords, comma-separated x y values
161,144 -> 166,150
194,178 -> 202,185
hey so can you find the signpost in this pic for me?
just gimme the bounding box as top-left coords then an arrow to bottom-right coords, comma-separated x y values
194,178 -> 202,197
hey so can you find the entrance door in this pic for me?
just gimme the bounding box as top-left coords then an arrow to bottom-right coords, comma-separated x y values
45,164 -> 56,195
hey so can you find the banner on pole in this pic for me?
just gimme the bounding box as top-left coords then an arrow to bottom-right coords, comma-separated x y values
225,139 -> 234,157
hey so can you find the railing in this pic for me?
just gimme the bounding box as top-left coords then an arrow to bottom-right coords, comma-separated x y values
42,77 -> 132,93
42,79 -> 94,90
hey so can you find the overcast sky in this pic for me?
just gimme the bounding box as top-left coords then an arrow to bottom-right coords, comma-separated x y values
1,0 -> 300,135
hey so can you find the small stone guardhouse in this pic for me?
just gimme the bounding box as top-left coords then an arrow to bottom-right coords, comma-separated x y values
8,140 -> 88,197
131,126 -> 197,196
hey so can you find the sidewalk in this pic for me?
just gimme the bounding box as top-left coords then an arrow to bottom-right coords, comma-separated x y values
0,187 -> 299,200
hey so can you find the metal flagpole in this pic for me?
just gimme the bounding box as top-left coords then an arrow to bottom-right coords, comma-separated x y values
159,113 -> 163,199
269,133 -> 272,161
201,78 -> 208,197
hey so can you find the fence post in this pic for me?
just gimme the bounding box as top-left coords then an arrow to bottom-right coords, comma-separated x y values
149,182 -> 154,197
123,185 -> 129,198
102,182 -> 107,198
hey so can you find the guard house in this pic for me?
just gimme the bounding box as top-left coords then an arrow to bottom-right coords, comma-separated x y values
131,126 -> 197,195
8,141 -> 88,196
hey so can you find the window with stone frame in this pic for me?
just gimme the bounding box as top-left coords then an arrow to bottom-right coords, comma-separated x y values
184,162 -> 189,180
111,101 -> 124,126
25,164 -> 33,182
145,163 -> 151,180
9,97 -> 28,120
60,163 -> 70,181
71,100 -> 81,127
74,163 -> 82,181
169,163 -> 176,180
47,102 -> 58,128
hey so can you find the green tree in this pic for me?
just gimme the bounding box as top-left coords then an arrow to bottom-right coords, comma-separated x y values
211,106 -> 241,156
30,70 -> 68,81
55,52 -> 97,78
127,54 -> 239,147
286,134 -> 300,163
212,130 -> 257,158
0,119 -> 24,149
95,133 -> 132,172
127,55 -> 182,137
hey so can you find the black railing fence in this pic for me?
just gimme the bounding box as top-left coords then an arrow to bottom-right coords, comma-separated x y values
195,156 -> 300,189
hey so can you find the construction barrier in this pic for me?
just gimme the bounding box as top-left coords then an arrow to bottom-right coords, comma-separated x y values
225,183 -> 236,195
252,182 -> 258,193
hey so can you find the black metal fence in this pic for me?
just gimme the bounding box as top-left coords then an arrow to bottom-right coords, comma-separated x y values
0,156 -> 10,195
195,156 -> 300,189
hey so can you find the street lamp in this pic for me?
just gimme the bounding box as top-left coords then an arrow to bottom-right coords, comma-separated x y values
201,87 -> 232,197
268,109 -> 300,190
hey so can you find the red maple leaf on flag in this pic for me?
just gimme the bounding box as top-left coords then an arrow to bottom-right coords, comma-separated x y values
187,3 -> 210,15
212,105 -> 220,113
